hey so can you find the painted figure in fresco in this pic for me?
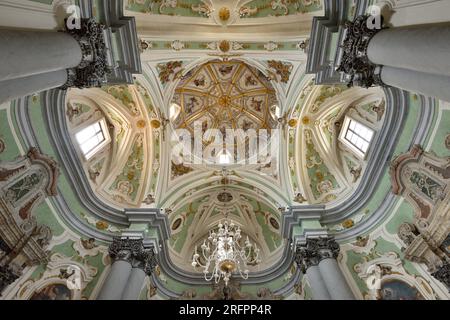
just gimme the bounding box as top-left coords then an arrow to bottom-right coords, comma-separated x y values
218,65 -> 233,76
250,97 -> 263,112
379,280 -> 424,300
193,74 -> 206,87
185,97 -> 199,115
30,284 -> 72,300
409,171 -> 442,200
241,120 -> 253,131
245,75 -> 257,87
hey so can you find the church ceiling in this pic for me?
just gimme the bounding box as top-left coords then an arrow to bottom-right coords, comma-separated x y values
124,0 -> 323,20
2,0 -> 450,301
65,81 -> 162,208
287,79 -> 387,206
171,60 -> 279,140
167,187 -> 284,272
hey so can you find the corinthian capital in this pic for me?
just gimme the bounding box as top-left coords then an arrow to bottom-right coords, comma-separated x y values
109,237 -> 145,263
294,237 -> 340,273
337,15 -> 385,88
61,18 -> 110,89
108,237 -> 158,276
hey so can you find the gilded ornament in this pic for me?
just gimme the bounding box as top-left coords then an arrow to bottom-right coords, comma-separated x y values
301,116 -> 310,125
151,119 -> 161,128
219,40 -> 231,53
96,220 -> 109,230
288,119 -> 297,127
342,219 -> 355,229
219,7 -> 230,21
137,119 -> 146,129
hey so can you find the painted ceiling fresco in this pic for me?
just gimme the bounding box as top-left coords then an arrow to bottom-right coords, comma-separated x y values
171,60 -> 279,142
65,81 -> 161,208
287,79 -> 386,208
3,0 -> 449,302
168,188 -> 284,272
125,0 -> 323,18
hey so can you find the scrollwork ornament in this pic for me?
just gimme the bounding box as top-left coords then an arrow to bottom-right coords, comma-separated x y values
294,237 -> 341,272
142,249 -> 158,276
337,15 -> 385,88
0,265 -> 20,293
61,18 -> 111,89
294,246 -> 319,273
109,237 -> 144,263
0,137 -> 5,154
431,263 -> 450,289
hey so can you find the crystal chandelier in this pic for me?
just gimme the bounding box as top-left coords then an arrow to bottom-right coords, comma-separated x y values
191,220 -> 261,286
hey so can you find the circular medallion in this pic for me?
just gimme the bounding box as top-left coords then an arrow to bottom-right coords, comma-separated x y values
172,218 -> 182,231
150,119 -> 161,129
218,95 -> 231,108
219,40 -> 230,53
137,119 -> 146,129
269,217 -> 280,230
288,119 -> 297,127
217,192 -> 233,202
301,116 -> 310,125
219,7 -> 230,22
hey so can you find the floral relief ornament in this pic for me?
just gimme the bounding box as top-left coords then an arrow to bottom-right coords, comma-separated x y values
0,137 -> 5,153
191,1 -> 213,17
157,61 -> 184,85
171,40 -> 185,51
267,60 -> 293,84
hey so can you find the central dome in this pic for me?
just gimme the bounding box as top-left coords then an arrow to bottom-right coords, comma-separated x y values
171,60 -> 279,142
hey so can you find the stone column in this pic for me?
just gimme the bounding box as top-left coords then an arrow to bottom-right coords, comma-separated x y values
121,249 -> 158,300
97,238 -> 142,300
296,237 -> 355,300
315,237 -> 355,300
0,70 -> 68,103
318,258 -> 355,300
378,66 -> 450,103
0,30 -> 82,82
337,14 -> 450,102
97,259 -> 132,300
367,25 -> 450,78
97,237 -> 158,300
0,18 -> 110,104
295,242 -> 331,300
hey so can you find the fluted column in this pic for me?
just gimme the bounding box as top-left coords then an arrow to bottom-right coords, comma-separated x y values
122,249 -> 158,300
337,14 -> 450,102
0,18 -> 110,104
295,242 -> 331,300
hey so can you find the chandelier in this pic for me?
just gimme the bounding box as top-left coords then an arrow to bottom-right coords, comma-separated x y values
191,220 -> 261,286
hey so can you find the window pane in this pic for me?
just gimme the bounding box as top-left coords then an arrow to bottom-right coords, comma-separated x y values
76,120 -> 108,157
346,132 -> 354,141
361,141 -> 369,152
342,117 -> 375,157
76,126 -> 95,144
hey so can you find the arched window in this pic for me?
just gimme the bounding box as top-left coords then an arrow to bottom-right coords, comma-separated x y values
75,119 -> 110,160
339,116 -> 374,159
